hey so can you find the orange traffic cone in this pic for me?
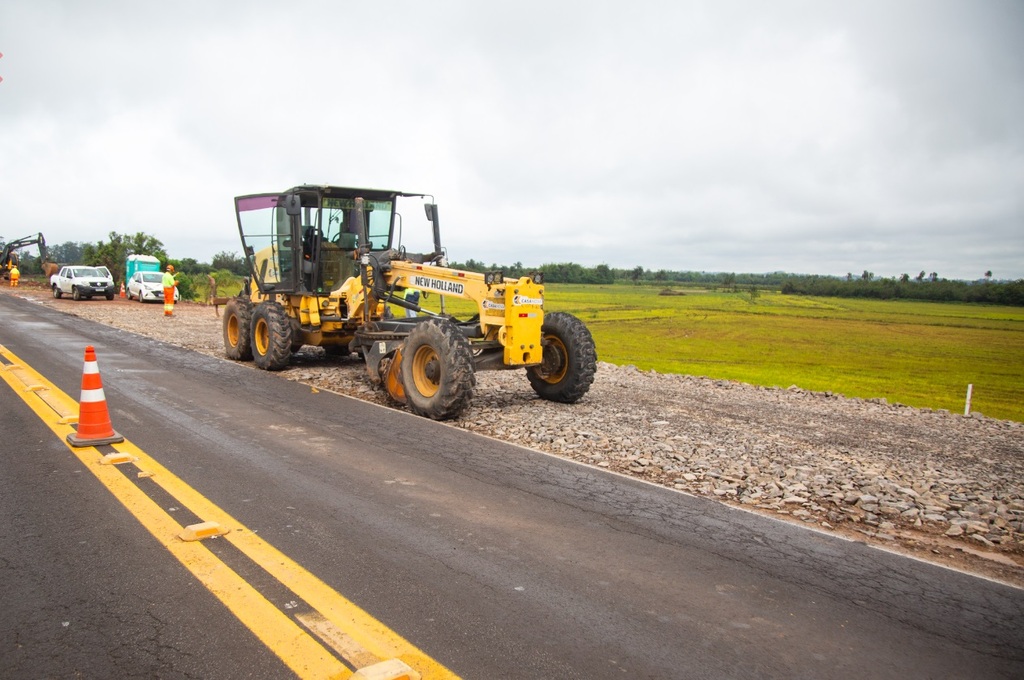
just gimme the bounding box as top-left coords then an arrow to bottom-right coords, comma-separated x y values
119,282 -> 126,298
66,345 -> 124,447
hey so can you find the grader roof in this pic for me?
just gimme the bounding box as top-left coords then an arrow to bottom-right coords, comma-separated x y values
285,185 -> 429,201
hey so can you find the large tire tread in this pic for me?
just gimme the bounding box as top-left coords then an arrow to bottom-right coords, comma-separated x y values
223,297 -> 253,361
527,312 -> 597,403
251,302 -> 293,371
400,318 -> 475,420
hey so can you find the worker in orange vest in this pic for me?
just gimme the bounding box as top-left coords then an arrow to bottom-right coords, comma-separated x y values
9,264 -> 19,287
162,264 -> 178,316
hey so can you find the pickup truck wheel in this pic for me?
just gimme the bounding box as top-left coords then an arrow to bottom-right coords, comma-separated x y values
223,298 -> 253,361
106,291 -> 115,300
52,285 -> 62,299
251,302 -> 292,370
72,286 -> 82,301
527,312 -> 597,403
400,317 -> 475,420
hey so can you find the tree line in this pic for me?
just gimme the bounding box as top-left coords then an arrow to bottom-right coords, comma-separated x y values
5,232 -> 1020,306
450,260 -> 1024,306
778,274 -> 1024,305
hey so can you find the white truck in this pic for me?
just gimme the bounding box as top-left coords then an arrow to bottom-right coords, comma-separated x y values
50,265 -> 116,301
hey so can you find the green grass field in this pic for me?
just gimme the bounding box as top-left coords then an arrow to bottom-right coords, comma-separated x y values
202,276 -> 1024,422
533,285 -> 1024,422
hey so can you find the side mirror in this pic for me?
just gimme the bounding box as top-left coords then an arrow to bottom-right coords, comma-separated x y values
282,194 -> 302,216
424,203 -> 442,255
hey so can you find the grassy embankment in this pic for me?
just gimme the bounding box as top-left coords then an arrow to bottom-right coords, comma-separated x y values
537,284 -> 1024,422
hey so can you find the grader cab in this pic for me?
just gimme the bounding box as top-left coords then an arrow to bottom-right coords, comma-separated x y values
224,185 -> 596,420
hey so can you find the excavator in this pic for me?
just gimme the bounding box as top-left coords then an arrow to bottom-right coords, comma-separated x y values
1,233 -> 52,280
224,185 -> 597,420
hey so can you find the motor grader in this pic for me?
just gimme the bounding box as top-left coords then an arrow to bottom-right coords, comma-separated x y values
224,185 -> 596,420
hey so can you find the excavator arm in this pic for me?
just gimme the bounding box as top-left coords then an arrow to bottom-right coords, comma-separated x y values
1,233 -> 48,275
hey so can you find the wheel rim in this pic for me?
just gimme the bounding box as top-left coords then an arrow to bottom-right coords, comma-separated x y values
411,345 -> 441,397
227,314 -> 240,347
538,337 -> 569,384
254,317 -> 269,355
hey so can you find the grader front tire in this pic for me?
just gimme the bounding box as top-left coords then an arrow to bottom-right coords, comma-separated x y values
400,318 -> 475,420
251,302 -> 293,371
223,298 -> 253,361
527,312 -> 597,403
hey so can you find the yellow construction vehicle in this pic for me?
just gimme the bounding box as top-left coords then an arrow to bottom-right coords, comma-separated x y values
224,185 -> 596,420
1,232 -> 50,280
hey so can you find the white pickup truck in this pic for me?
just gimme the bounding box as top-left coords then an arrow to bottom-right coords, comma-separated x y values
50,265 -> 116,301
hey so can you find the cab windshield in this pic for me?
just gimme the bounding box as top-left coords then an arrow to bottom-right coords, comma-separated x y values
236,191 -> 396,295
322,197 -> 393,250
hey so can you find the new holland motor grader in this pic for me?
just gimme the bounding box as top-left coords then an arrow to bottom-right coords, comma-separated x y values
224,185 -> 597,420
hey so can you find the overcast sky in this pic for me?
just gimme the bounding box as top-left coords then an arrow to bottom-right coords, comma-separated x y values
1,1 -> 1022,280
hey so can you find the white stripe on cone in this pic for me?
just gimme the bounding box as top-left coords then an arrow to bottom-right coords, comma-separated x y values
80,388 -> 106,402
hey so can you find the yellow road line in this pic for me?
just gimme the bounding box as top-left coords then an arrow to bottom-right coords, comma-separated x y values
0,345 -> 458,679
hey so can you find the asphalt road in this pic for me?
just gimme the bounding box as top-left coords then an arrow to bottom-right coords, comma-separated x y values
1,292 -> 1022,679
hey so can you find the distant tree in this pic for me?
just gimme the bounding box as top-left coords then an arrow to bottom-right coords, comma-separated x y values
900,273 -> 910,283
591,263 -> 614,284
81,231 -> 168,284
861,270 -> 873,281
846,272 -> 853,282
211,251 -> 248,276
916,271 -> 926,282
929,272 -> 938,282
174,257 -> 204,275
46,241 -> 86,265
630,266 -> 645,285
985,270 -> 993,282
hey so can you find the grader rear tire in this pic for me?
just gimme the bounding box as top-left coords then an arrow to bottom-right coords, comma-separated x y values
251,302 -> 293,371
223,298 -> 253,361
400,318 -> 475,420
527,312 -> 597,403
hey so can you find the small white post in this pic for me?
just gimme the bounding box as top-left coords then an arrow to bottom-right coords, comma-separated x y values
964,383 -> 974,416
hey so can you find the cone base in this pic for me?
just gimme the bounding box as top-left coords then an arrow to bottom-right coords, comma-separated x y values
67,430 -> 125,448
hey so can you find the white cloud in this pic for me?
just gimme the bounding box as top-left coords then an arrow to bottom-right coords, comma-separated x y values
1,0 -> 1021,280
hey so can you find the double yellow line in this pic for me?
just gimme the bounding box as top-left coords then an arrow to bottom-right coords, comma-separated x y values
0,345 -> 458,680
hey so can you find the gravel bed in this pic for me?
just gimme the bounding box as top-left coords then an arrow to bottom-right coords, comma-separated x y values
8,283 -> 1023,584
